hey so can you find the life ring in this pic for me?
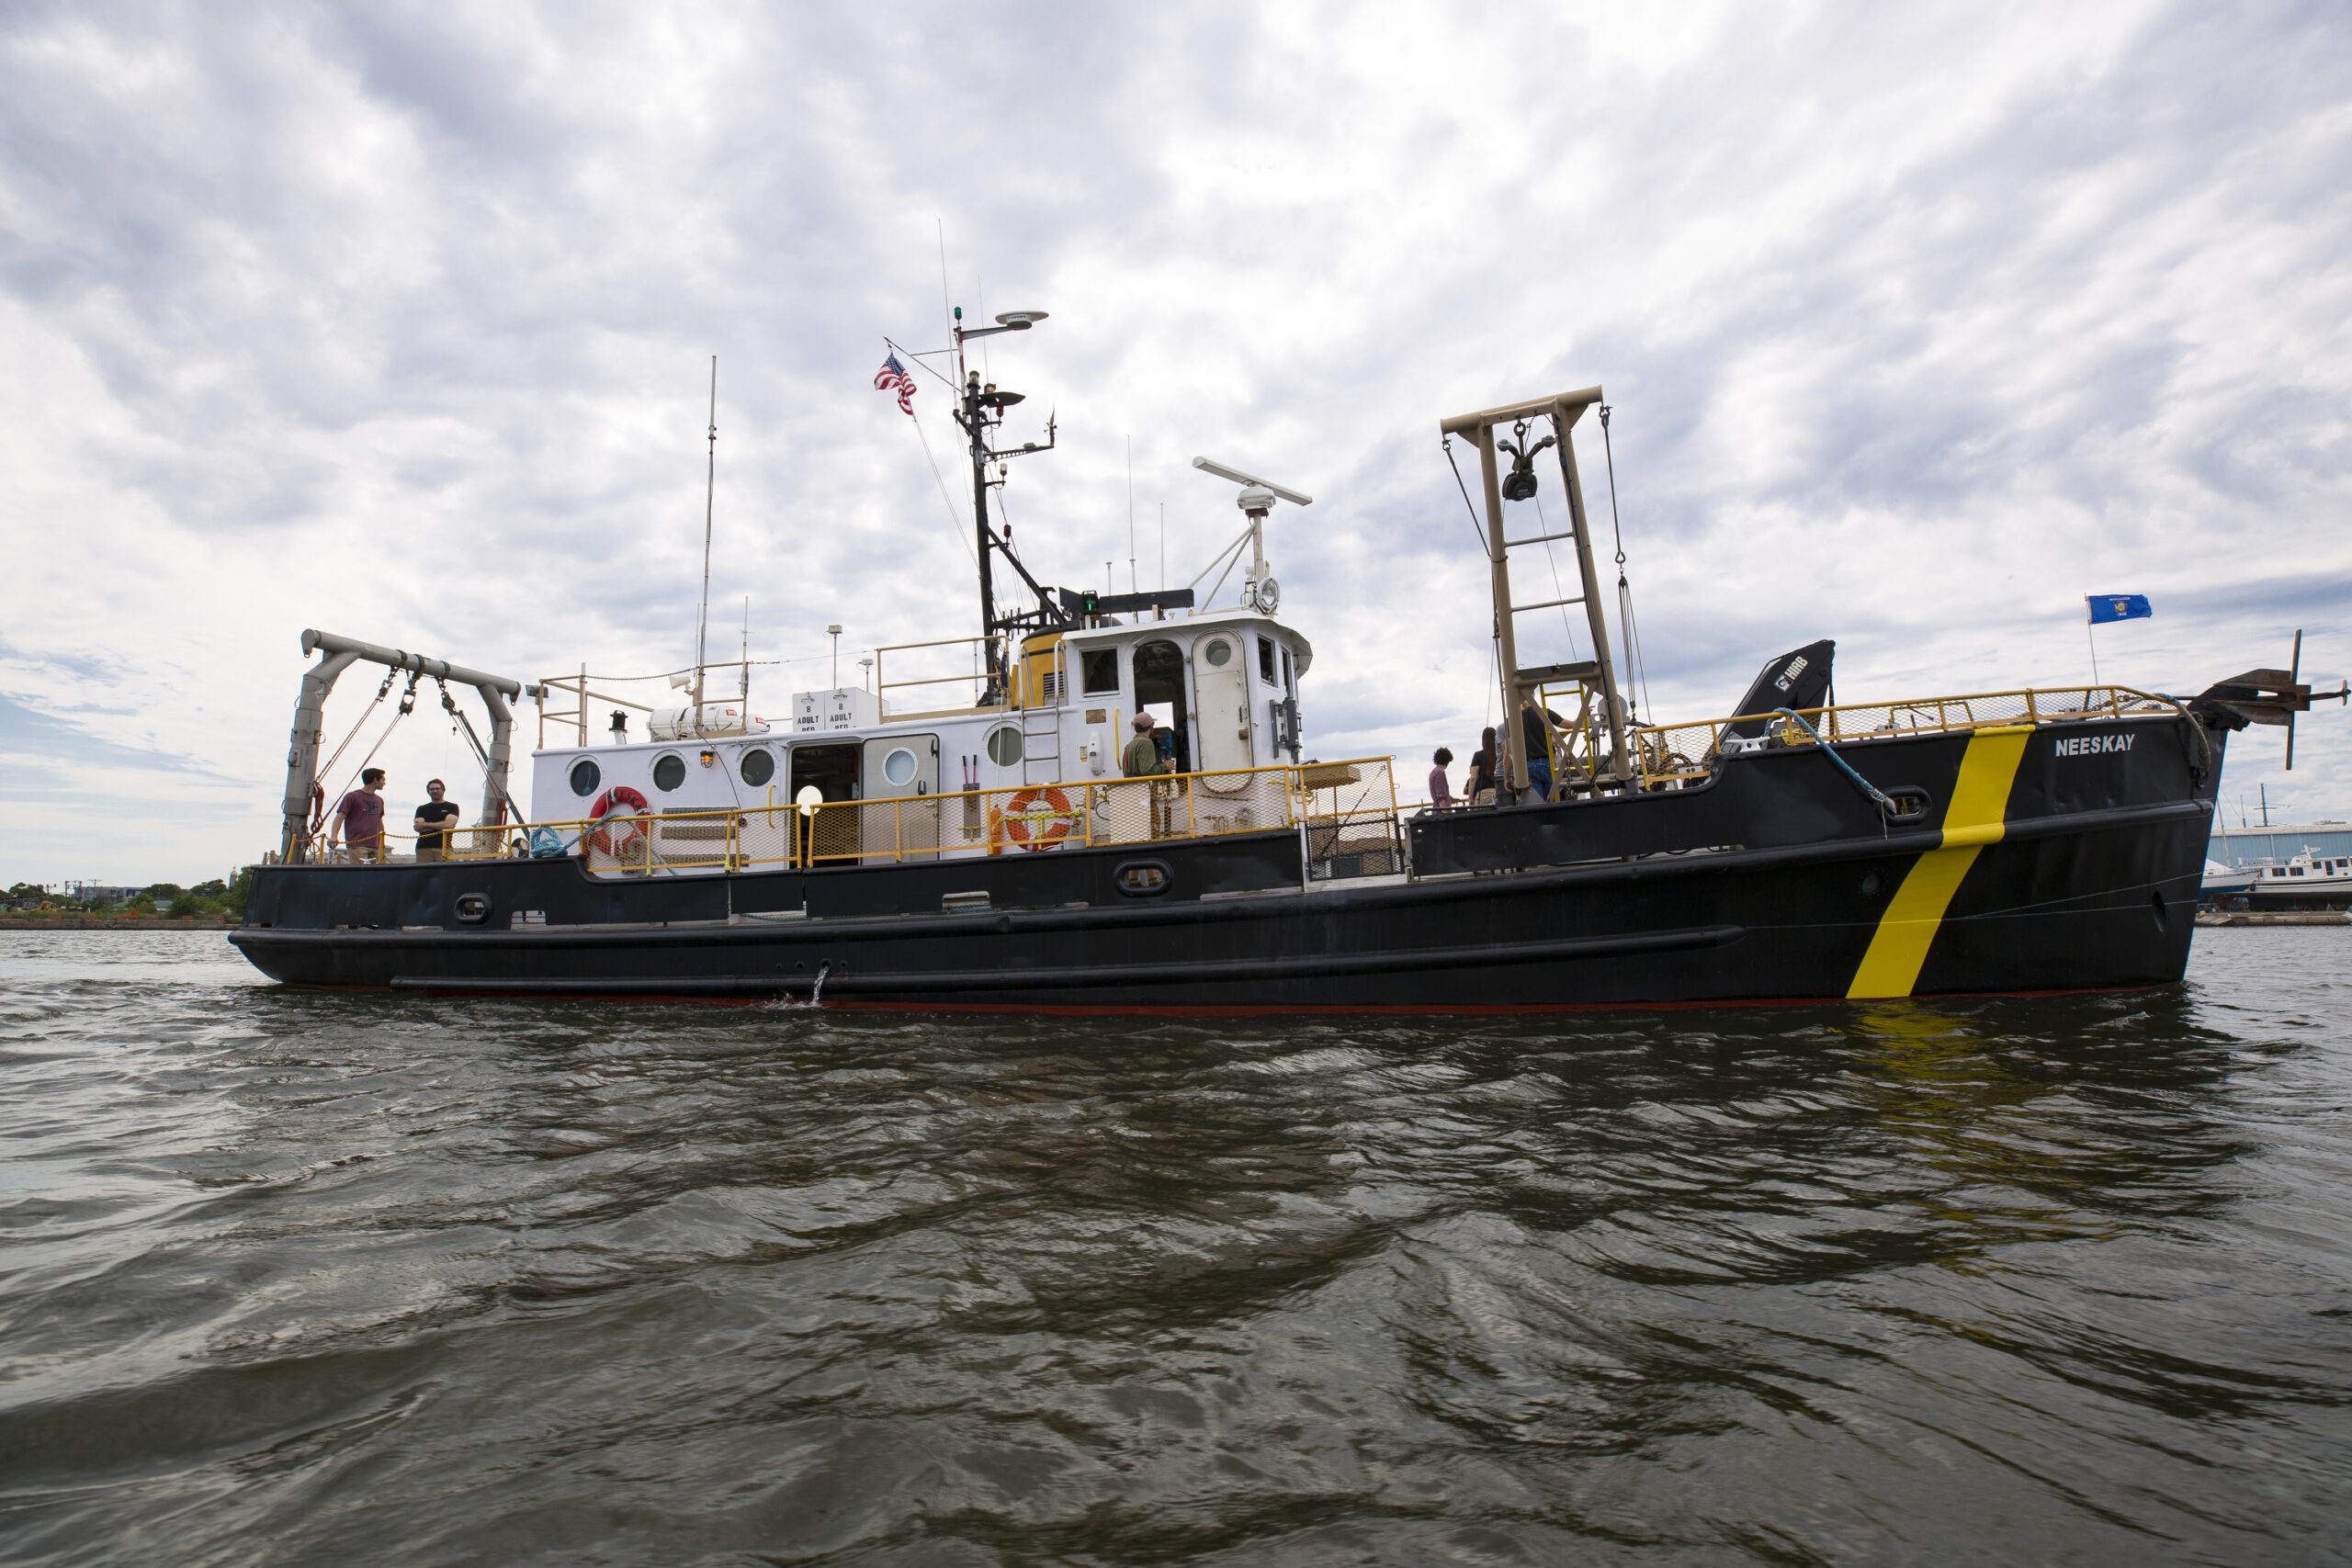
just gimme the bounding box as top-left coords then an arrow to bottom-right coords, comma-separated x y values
587,785 -> 650,857
1002,786 -> 1075,852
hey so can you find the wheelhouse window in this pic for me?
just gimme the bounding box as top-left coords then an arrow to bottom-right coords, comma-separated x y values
1258,636 -> 1276,683
1281,647 -> 1294,692
1081,649 -> 1120,695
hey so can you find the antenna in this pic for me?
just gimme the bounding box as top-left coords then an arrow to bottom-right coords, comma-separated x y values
740,596 -> 750,701
692,356 -> 718,728
1190,457 -> 1311,506
1126,435 -> 1137,593
1192,456 -> 1312,614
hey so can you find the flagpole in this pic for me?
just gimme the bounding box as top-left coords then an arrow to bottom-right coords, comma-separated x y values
2086,613 -> 2100,689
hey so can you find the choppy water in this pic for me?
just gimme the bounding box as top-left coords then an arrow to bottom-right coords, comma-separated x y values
3,931 -> 2348,1566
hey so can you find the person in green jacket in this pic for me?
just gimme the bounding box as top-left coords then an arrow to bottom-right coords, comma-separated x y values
1122,712 -> 1167,778
1123,711 -> 1175,838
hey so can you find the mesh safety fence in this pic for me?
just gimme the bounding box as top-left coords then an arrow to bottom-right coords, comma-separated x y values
267,757 -> 1398,877
1296,759 -> 1402,880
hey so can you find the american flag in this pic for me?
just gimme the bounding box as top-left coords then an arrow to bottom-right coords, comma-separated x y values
873,352 -> 916,416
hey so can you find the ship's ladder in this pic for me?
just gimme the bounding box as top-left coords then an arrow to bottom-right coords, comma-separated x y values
1021,705 -> 1062,785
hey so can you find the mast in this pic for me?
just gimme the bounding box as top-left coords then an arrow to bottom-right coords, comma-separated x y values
962,361 -> 999,695
948,304 -> 1054,703
691,356 -> 718,729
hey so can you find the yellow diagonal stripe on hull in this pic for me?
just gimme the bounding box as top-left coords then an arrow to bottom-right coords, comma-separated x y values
1847,726 -> 2035,1000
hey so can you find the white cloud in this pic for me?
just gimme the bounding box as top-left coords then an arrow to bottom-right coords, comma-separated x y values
0,0 -> 2346,883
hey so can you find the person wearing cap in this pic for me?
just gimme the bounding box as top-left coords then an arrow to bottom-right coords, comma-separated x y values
1122,712 -> 1168,778
1124,711 -> 1177,839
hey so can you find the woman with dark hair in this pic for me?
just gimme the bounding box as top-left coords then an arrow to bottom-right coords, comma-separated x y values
1429,747 -> 1456,811
1465,727 -> 1499,807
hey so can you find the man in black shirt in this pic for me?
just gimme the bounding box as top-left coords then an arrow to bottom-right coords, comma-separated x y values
413,778 -> 461,862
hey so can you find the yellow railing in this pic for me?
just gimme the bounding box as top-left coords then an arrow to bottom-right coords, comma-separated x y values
275,758 -> 1397,874
270,822 -> 530,866
1626,684 -> 2180,787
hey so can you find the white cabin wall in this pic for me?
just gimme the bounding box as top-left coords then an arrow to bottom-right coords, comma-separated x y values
525,613 -> 1317,822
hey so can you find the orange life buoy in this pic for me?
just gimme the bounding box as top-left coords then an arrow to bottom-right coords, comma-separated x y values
1002,786 -> 1075,852
587,785 -> 650,856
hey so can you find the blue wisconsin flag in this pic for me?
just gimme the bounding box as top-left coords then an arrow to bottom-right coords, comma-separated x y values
2086,593 -> 2153,625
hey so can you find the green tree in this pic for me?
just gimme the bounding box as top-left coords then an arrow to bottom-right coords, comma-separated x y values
167,894 -> 203,919
223,866 -> 256,919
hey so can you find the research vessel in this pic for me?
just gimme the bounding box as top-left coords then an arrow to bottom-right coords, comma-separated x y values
230,317 -> 2336,1008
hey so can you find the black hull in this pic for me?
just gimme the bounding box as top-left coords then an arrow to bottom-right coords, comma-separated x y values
233,716 -> 2223,1010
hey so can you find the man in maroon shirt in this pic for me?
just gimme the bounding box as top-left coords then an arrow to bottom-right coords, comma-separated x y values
331,768 -> 389,863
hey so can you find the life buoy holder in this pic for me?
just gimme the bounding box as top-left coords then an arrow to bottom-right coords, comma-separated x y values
1002,786 -> 1076,852
587,785 -> 650,857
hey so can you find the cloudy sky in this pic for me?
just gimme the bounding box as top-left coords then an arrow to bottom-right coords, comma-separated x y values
2,1 -> 2346,885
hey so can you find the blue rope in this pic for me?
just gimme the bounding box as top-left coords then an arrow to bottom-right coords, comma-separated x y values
1772,708 -> 1895,817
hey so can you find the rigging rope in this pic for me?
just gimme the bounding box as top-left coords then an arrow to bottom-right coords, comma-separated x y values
908,401 -> 980,572
1528,491 -> 1585,659
1447,435 -> 1507,737
438,678 -> 518,824
1772,708 -> 1894,832
1598,406 -> 1652,723
321,671 -> 418,822
1441,436 -> 1488,553
315,668 -> 396,784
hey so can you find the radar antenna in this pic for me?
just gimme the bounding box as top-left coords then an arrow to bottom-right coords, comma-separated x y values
1191,457 -> 1312,614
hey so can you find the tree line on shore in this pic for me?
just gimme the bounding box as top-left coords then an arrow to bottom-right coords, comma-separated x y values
5,868 -> 254,920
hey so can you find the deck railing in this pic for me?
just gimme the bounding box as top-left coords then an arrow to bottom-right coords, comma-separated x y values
269,758 -> 1397,876
1625,684 -> 2180,787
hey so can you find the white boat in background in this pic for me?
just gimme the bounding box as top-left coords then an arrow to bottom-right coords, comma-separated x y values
2200,859 -> 2258,903
2239,848 -> 2352,911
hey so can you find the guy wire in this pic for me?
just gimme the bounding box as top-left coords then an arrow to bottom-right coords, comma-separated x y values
1599,404 -> 1656,724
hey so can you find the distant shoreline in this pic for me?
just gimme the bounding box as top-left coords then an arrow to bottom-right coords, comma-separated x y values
4,919 -> 236,931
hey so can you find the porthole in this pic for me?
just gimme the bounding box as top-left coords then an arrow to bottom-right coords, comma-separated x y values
1203,637 -> 1234,667
569,759 -> 601,796
1114,860 -> 1172,897
739,748 -> 775,787
883,747 -> 918,785
986,725 -> 1023,767
651,753 -> 686,792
